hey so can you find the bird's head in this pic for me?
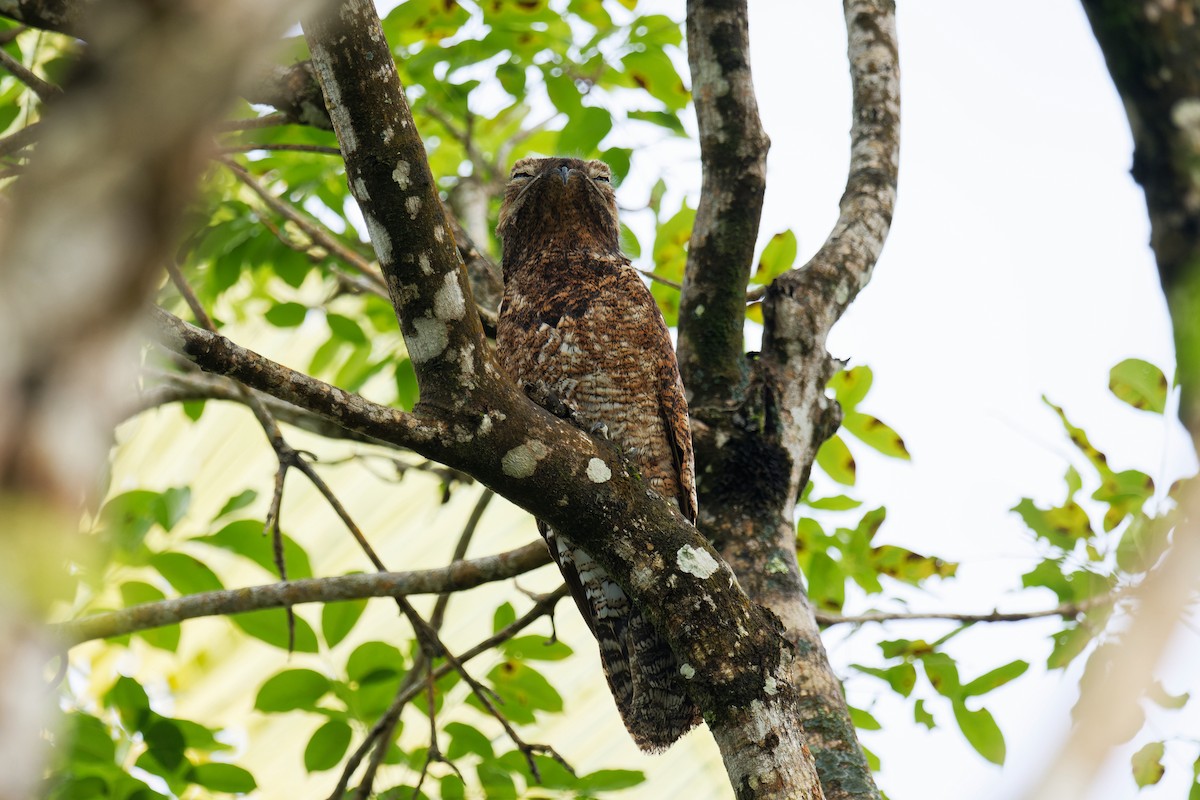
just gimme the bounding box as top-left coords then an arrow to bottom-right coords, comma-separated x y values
496,156 -> 620,268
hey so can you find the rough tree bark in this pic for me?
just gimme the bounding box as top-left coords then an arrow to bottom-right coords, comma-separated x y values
680,2 -> 899,799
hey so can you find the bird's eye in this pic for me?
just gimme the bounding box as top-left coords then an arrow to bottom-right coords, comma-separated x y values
594,175 -> 611,183
512,172 -> 533,179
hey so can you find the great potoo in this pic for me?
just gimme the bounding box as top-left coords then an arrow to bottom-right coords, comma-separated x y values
495,156 -> 700,751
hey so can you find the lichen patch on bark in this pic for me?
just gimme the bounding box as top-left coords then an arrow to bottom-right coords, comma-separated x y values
501,439 -> 550,478
586,457 -> 612,483
677,544 -> 720,578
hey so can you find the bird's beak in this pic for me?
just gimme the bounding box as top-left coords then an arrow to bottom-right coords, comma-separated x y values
558,165 -> 569,185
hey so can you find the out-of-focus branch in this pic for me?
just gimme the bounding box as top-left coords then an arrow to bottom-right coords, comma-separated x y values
53,541 -> 552,647
0,0 -> 90,37
677,0 -> 771,410
1024,480 -> 1200,800
0,46 -> 59,101
0,3 -> 315,797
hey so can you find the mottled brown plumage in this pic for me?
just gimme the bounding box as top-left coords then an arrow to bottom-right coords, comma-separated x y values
496,156 -> 700,751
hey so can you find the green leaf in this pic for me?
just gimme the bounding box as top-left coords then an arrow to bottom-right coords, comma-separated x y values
849,705 -> 882,731
752,230 -> 797,285
627,109 -> 685,135
255,669 -> 331,712
347,641 -> 405,684
1109,358 -> 1168,413
470,660 -> 562,724
68,713 -> 116,764
1116,514 -> 1169,573
952,701 -> 1005,764
264,302 -> 308,327
805,550 -> 844,611
214,489 -> 257,521
961,660 -> 1029,697
576,769 -> 646,792
851,663 -> 916,697
805,494 -> 862,511
194,519 -> 313,579
829,366 -> 873,410
816,434 -> 856,486
842,411 -> 910,460
394,358 -> 419,410
914,698 -> 935,729
444,721 -> 494,760
493,602 -> 517,633
923,653 -> 963,699
149,552 -> 223,595
105,675 -> 151,730
501,635 -> 574,661
621,47 -> 689,111
189,763 -> 257,793
1048,624 -> 1094,670
1131,741 -> 1166,787
143,717 -> 186,771
322,599 -> 367,647
327,313 -> 367,344
182,400 -> 206,422
304,720 -> 352,772
232,609 -> 319,653
152,487 -> 191,531
557,105 -> 613,156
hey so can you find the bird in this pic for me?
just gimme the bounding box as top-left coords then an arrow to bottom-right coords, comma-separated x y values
494,156 -> 701,752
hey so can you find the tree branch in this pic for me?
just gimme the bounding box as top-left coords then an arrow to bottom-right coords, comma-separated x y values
677,0 -> 771,410
53,541 -> 552,647
816,595 -> 1111,626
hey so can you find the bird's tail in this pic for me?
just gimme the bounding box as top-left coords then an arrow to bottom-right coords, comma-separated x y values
543,526 -> 701,751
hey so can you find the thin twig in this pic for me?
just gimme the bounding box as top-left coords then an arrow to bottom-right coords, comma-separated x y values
430,489 -> 494,630
221,157 -> 387,292
0,47 -> 60,102
637,268 -> 682,291
219,142 -> 342,156
53,541 -> 552,646
331,587 -> 570,800
216,112 -> 291,132
0,120 -> 40,158
815,595 -> 1113,626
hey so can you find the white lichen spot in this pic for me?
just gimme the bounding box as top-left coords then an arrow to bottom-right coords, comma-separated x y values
765,554 -> 789,574
586,457 -> 612,483
433,225 -> 445,243
405,195 -> 422,219
381,126 -> 394,144
763,675 -> 779,696
1173,98 -> 1200,149
501,440 -> 550,478
310,46 -> 357,154
835,281 -> 850,306
393,160 -> 412,189
676,544 -> 719,579
363,213 -> 393,265
714,429 -> 730,448
679,663 -> 696,680
477,414 -> 493,436
434,272 -> 466,320
694,304 -> 705,317
352,176 -> 369,201
418,253 -> 432,275
747,699 -> 771,743
407,317 -> 448,364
